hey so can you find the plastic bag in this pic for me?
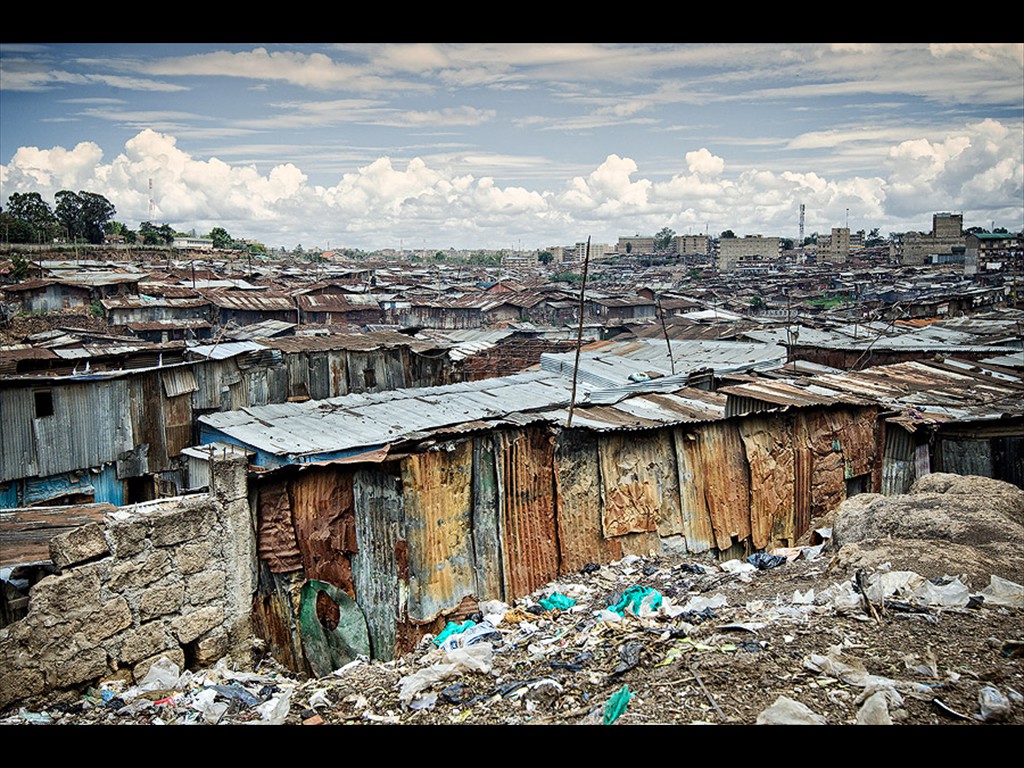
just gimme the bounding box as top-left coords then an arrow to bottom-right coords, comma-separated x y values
607,585 -> 662,617
539,592 -> 576,611
603,685 -> 632,725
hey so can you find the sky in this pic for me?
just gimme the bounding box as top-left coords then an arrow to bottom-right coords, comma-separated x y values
1,42 -> 1022,252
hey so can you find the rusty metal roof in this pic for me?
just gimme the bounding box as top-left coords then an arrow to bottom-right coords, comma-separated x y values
720,358 -> 1024,427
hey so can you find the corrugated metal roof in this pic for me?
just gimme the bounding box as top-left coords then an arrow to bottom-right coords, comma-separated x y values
199,370 -> 578,458
721,358 -> 1024,427
205,292 -> 295,311
186,341 -> 264,360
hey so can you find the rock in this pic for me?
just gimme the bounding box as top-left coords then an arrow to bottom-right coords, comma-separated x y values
171,606 -> 224,644
49,523 -> 110,569
140,583 -> 185,621
831,474 -> 1024,585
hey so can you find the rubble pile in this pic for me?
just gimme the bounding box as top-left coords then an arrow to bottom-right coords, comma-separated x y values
3,474 -> 1022,726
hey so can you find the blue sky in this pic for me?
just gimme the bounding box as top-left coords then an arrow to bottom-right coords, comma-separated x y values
1,43 -> 1021,251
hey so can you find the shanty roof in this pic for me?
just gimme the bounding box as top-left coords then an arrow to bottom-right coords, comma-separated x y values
720,358 -> 1024,428
199,370 -> 575,460
540,338 -> 787,389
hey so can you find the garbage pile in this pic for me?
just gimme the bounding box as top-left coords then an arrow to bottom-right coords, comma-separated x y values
4,538 -> 1021,726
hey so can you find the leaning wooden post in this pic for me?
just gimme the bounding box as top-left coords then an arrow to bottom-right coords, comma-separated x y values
566,237 -> 591,428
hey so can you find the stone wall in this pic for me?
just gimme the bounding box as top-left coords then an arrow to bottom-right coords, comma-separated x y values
0,456 -> 255,711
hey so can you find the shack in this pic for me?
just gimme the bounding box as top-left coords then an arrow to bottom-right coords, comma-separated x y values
198,370 -> 885,672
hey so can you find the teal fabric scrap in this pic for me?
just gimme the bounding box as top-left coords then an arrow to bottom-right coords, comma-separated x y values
432,620 -> 475,647
607,585 -> 662,616
603,685 -> 632,725
539,592 -> 576,611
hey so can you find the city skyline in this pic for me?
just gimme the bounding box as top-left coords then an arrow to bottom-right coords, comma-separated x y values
1,43 -> 1022,251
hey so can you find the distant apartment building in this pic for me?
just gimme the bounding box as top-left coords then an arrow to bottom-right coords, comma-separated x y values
617,236 -> 655,254
549,242 -> 610,265
820,227 -> 851,264
964,231 -> 1024,275
902,213 -> 965,266
671,235 -> 710,256
718,235 -> 781,271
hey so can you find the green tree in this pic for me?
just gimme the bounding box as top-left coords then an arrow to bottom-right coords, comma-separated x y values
105,220 -> 137,244
538,250 -> 554,265
720,230 -> 736,239
866,227 -> 884,247
139,221 -> 175,245
6,192 -> 58,242
653,227 -> 675,252
208,226 -> 233,249
55,190 -> 115,244
1,210 -> 37,243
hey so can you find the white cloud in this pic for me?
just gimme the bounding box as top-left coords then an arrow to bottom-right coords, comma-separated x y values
2,122 -> 1020,250
137,47 -> 417,93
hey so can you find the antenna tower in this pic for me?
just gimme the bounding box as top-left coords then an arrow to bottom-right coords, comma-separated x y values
148,178 -> 154,221
798,203 -> 805,246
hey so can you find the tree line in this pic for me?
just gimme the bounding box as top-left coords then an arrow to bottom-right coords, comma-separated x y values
2,190 -> 265,252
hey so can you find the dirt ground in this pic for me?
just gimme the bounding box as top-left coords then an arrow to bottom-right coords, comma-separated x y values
3,475 -> 1022,727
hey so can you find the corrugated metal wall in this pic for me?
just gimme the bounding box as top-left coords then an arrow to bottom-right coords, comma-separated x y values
554,430 -> 625,571
401,443 -> 477,622
351,466 -> 405,661
248,405 -> 886,670
694,421 -> 751,551
739,416 -> 796,549
882,425 -> 917,495
494,427 -> 560,600
672,428 -> 716,553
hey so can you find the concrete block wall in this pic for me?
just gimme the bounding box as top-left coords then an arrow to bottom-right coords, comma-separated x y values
0,456 -> 255,711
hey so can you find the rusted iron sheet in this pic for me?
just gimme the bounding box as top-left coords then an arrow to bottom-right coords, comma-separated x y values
471,437 -> 504,600
351,466 -> 405,661
131,373 -> 169,471
554,430 -> 623,573
495,427 -> 559,599
833,408 -> 878,478
597,431 -> 681,538
617,529 -> 662,558
400,441 -> 476,622
0,503 -> 114,567
164,393 -> 192,459
694,421 -> 750,551
289,467 -> 357,594
672,428 -> 716,553
738,416 -> 795,549
251,562 -> 309,675
257,480 -> 303,572
795,410 -> 848,522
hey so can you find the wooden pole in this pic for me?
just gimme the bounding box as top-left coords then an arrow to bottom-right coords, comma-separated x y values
657,297 -> 676,375
566,237 -> 591,428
